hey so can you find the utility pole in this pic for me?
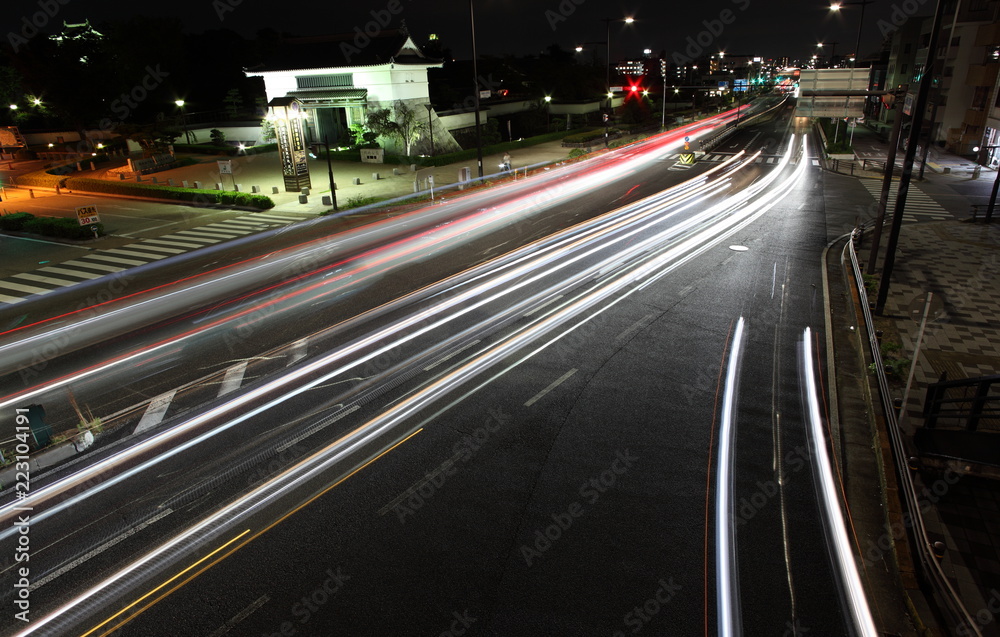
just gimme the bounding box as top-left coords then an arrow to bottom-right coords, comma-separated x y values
866,86 -> 906,275
875,0 -> 947,315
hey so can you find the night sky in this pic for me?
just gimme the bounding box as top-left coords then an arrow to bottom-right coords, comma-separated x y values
3,0 -> 906,64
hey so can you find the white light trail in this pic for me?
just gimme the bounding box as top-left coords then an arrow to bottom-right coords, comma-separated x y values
801,327 -> 878,637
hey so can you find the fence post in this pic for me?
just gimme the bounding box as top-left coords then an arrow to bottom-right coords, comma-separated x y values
967,381 -> 992,432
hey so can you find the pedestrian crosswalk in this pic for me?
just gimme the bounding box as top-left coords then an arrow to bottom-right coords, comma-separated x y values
859,180 -> 952,223
0,212 -> 305,305
658,152 -> 785,165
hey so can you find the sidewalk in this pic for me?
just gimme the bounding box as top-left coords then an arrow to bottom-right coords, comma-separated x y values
829,126 -> 1000,635
830,124 -> 994,189
85,140 -> 579,215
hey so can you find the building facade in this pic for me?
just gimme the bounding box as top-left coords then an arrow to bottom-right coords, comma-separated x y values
245,29 -> 461,155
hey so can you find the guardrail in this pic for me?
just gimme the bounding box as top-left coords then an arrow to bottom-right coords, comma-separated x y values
923,374 -> 1000,431
846,230 -> 981,635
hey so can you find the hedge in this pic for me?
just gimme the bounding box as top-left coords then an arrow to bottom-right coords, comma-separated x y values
63,177 -> 275,209
0,212 -> 33,232
1,212 -> 105,239
562,128 -> 610,144
14,170 -> 67,188
170,143 -> 278,157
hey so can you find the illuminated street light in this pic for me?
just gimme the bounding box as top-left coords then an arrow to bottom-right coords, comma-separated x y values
830,0 -> 876,68
601,15 -> 636,148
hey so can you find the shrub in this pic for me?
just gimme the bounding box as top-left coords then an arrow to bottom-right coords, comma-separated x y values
20,215 -> 105,239
14,170 -> 67,188
567,148 -> 588,159
562,128 -> 607,144
62,177 -> 275,209
344,195 -> 385,209
0,212 -> 34,231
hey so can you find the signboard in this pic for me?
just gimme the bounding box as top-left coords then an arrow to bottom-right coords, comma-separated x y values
610,86 -> 624,93
903,93 -> 914,116
479,90 -> 491,99
217,160 -> 233,175
268,97 -> 311,192
76,205 -> 100,226
718,81 -> 729,90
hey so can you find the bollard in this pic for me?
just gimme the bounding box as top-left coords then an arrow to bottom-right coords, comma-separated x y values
322,195 -> 332,206
76,162 -> 82,171
272,186 -> 279,194
251,185 -> 260,193
168,178 -> 175,187
55,185 -> 61,195
215,182 -> 223,190
182,180 -> 190,188
152,176 -> 159,184
29,189 -> 34,198
136,175 -> 142,182
89,161 -> 96,171
298,194 -> 308,204
194,181 -> 202,189
372,172 -> 380,180
393,168 -> 400,176
301,187 -> 310,196
410,163 -> 417,172
234,184 -> 242,192
119,173 -> 125,181
353,177 -> 361,185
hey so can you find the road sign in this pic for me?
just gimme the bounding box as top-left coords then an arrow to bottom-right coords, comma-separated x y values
217,160 -> 233,175
76,205 -> 100,226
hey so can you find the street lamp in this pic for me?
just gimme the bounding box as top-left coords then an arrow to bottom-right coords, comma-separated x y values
973,144 -> 999,223
830,1 -> 875,69
601,16 -> 635,148
470,0 -> 484,179
310,136 -> 339,211
543,95 -> 552,132
175,99 -> 192,144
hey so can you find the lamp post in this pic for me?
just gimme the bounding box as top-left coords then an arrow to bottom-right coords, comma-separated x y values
313,135 -> 338,211
973,144 -> 1000,223
175,100 -> 192,144
830,1 -> 876,70
543,95 -> 552,132
600,16 -> 635,148
470,0 -> 484,179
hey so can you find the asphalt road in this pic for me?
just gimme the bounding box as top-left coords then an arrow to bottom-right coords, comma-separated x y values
0,101 -> 877,637
103,113 -> 855,637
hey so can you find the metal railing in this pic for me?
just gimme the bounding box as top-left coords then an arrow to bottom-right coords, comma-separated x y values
923,374 -> 1000,431
846,230 -> 981,635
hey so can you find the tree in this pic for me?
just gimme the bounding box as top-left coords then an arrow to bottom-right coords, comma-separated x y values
364,101 -> 427,156
210,128 -> 226,146
223,88 -> 244,119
